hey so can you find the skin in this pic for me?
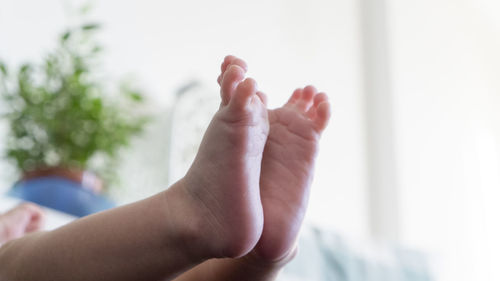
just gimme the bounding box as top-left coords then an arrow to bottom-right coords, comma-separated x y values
174,56 -> 331,280
0,56 -> 331,281
181,66 -> 269,258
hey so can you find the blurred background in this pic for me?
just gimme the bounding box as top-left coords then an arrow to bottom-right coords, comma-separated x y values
0,0 -> 499,280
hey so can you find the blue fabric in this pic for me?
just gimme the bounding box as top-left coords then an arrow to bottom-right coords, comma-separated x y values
7,177 -> 115,217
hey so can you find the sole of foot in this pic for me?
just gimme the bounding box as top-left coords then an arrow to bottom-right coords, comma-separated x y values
177,61 -> 269,259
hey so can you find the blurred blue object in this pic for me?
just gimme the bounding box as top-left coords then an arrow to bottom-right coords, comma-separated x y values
7,177 -> 115,217
278,225 -> 433,281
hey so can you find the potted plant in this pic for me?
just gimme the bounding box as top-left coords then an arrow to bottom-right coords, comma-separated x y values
0,21 -> 149,216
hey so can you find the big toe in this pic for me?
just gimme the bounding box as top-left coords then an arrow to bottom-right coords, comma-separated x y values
218,56 -> 248,85
220,64 -> 246,105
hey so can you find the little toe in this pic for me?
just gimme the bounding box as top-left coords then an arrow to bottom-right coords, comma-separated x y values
229,78 -> 258,110
313,101 -> 331,132
220,65 -> 246,105
285,88 -> 303,107
294,85 -> 317,112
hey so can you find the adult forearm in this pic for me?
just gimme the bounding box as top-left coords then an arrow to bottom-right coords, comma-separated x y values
0,219 -> 7,246
0,181 -> 205,281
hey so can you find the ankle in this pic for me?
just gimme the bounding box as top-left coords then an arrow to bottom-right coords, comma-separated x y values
167,176 -> 261,259
158,180 -> 212,264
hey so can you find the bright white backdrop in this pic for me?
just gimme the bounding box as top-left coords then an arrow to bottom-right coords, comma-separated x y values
387,0 -> 500,280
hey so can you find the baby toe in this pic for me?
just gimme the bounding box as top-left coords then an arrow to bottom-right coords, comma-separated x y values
221,55 -> 236,72
220,65 -> 246,105
285,88 -> 303,107
307,92 -> 328,118
229,78 -> 258,111
313,101 -> 331,132
219,56 -> 248,86
221,56 -> 247,72
313,92 -> 328,106
294,85 -> 316,112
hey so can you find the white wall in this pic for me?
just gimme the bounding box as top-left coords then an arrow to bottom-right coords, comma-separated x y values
0,0 -> 368,238
387,0 -> 500,280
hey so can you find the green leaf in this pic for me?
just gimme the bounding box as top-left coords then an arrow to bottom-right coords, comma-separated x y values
61,30 -> 71,41
91,45 -> 103,53
81,23 -> 100,31
1,14 -> 150,193
0,62 -> 7,75
128,91 -> 143,102
19,64 -> 31,74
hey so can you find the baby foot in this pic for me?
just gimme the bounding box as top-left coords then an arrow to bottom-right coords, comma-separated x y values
177,59 -> 269,258
256,85 -> 330,261
218,56 -> 330,262
0,203 -> 45,245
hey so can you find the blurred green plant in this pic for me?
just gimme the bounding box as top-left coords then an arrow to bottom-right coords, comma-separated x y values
0,21 -> 149,191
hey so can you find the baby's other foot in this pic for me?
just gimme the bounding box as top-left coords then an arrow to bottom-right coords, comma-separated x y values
175,58 -> 269,258
255,85 -> 331,261
217,57 -> 331,262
